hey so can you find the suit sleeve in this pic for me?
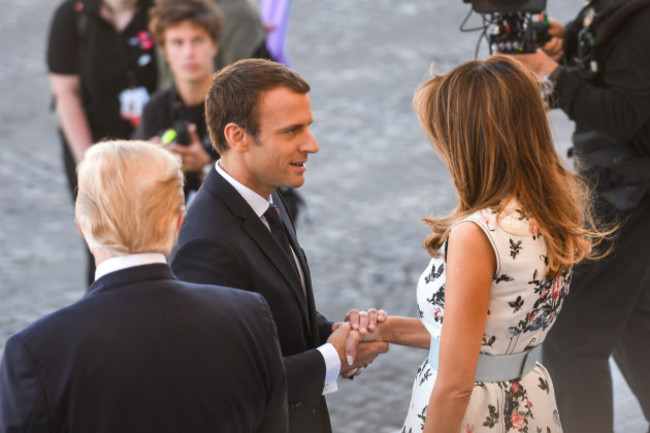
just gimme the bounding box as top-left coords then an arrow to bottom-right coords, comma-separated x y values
316,312 -> 334,346
171,236 -> 329,406
253,294 -> 289,433
0,335 -> 49,432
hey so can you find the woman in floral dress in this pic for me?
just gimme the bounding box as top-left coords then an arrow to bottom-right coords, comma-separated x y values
363,56 -> 608,433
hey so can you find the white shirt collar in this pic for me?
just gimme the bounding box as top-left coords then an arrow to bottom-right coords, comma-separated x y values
94,253 -> 167,281
215,160 -> 272,217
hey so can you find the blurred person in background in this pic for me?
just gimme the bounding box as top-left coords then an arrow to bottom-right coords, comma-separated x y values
213,0 -> 272,69
134,0 -> 221,202
516,1 -> 650,431
47,0 -> 158,286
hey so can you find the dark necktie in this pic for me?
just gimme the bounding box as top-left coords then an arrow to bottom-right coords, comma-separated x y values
264,204 -> 299,274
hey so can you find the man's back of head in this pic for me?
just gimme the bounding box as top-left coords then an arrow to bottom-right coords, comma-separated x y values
75,140 -> 185,257
0,139 -> 289,433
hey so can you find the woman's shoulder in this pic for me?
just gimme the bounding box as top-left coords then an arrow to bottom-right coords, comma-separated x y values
462,201 -> 536,238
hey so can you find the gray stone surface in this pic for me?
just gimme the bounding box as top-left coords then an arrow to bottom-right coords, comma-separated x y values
0,0 -> 645,431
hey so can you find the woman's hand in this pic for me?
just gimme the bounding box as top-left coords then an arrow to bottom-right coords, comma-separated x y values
338,308 -> 388,336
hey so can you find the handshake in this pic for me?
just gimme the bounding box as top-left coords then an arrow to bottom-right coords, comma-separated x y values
328,308 -> 390,378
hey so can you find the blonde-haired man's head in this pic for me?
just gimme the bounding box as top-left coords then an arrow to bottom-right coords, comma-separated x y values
75,140 -> 185,258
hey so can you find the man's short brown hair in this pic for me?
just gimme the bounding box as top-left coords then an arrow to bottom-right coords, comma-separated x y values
149,0 -> 222,46
205,58 -> 311,154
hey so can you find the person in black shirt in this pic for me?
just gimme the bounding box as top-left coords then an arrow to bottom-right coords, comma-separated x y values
47,0 -> 158,285
134,0 -> 221,202
516,1 -> 650,431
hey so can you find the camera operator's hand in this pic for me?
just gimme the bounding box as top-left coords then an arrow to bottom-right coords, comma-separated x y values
538,15 -> 565,60
168,123 -> 211,172
513,48 -> 559,80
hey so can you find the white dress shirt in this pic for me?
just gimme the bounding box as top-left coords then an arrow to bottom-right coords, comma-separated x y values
95,253 -> 167,281
215,161 -> 340,394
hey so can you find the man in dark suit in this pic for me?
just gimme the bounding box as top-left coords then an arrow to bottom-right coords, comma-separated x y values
0,140 -> 288,433
170,59 -> 389,433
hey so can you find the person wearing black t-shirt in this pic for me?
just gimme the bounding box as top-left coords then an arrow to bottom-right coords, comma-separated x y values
47,0 -> 158,286
134,0 -> 221,202
516,1 -> 650,431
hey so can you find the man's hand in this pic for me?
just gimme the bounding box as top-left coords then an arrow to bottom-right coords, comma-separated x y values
326,321 -> 359,368
331,309 -> 389,377
340,341 -> 389,377
168,123 -> 211,172
512,48 -> 559,79
538,15 -> 565,60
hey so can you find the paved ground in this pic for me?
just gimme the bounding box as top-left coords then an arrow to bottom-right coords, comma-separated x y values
0,0 -> 646,431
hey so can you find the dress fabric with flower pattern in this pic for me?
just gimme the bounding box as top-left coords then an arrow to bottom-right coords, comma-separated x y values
401,205 -> 570,433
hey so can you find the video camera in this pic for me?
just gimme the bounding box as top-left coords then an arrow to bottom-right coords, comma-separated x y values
462,0 -> 550,55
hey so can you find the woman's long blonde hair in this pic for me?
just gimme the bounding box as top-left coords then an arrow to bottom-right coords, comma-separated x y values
415,55 -> 607,278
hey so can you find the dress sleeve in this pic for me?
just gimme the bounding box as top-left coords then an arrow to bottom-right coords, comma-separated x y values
47,0 -> 79,75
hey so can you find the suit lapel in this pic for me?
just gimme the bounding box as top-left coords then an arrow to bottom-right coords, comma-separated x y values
203,170 -> 311,331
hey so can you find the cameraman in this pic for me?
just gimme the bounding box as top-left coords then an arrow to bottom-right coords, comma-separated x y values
515,1 -> 650,432
134,0 -> 221,201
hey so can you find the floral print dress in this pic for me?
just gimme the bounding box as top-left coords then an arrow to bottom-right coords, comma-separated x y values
401,205 -> 570,433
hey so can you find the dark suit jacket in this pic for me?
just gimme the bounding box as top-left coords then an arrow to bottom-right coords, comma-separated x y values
171,169 -> 334,433
0,263 -> 287,433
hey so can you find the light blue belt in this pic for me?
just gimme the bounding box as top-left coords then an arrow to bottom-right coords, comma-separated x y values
428,338 -> 541,382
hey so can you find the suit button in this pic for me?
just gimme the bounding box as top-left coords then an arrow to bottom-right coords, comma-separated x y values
312,406 -> 317,414
289,401 -> 303,410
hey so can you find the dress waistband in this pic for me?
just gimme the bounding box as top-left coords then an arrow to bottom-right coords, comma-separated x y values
428,337 -> 541,382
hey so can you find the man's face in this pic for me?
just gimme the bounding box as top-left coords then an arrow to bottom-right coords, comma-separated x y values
162,21 -> 217,86
241,87 -> 319,198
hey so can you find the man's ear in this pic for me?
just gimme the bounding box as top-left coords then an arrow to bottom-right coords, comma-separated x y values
223,123 -> 249,153
176,212 -> 185,234
76,222 -> 85,239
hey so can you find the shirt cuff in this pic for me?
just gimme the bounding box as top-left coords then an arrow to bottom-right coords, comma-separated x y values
317,343 -> 341,395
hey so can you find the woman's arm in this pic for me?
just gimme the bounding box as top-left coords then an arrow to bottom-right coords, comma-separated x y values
50,73 -> 93,163
423,221 -> 495,433
366,316 -> 430,349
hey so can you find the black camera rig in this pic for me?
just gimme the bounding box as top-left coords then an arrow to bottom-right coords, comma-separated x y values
462,0 -> 551,55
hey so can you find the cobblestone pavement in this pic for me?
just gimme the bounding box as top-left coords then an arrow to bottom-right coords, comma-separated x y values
0,0 -> 645,431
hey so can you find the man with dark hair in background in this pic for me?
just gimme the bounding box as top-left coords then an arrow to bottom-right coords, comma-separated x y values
134,0 -> 221,201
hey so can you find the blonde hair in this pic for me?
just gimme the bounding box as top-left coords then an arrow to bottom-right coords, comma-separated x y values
414,55 -> 607,278
75,140 -> 185,256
